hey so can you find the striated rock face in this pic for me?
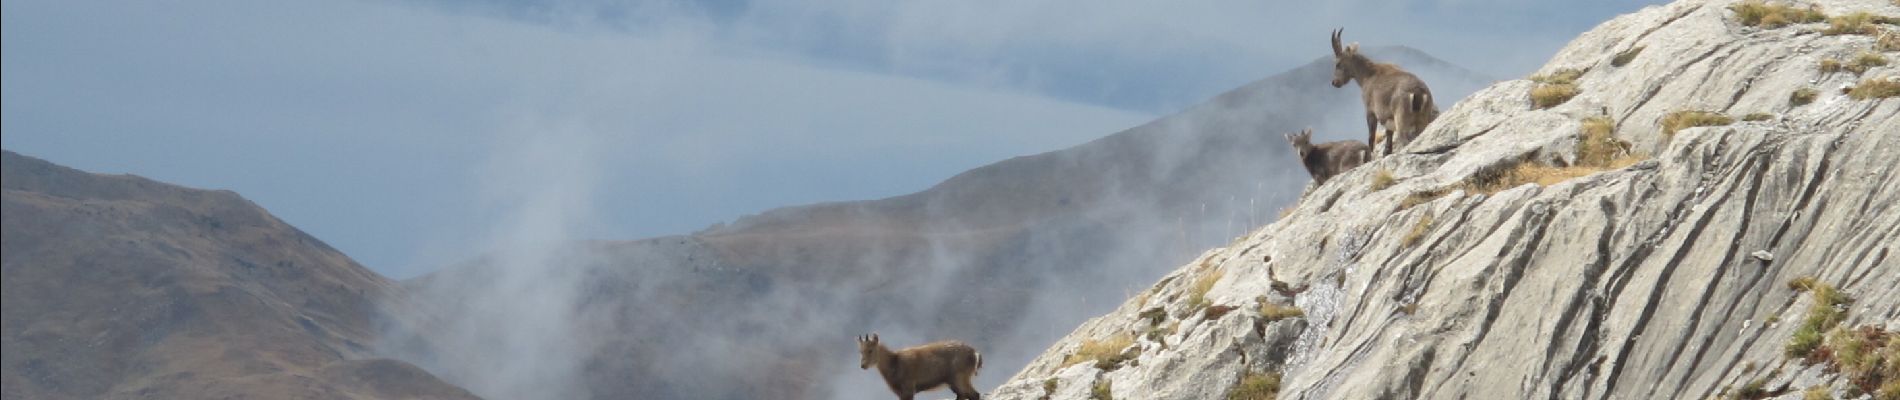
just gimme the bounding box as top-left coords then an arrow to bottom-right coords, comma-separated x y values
989,0 -> 1899,399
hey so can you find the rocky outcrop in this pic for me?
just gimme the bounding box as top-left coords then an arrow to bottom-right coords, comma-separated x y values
0,151 -> 475,400
989,0 -> 1899,398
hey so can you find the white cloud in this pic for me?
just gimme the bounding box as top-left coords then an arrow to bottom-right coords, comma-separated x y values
1,0 -> 1155,276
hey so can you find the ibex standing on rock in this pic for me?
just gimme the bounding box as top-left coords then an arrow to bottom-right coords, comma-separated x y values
1331,28 -> 1439,157
857,333 -> 984,400
1285,129 -> 1369,185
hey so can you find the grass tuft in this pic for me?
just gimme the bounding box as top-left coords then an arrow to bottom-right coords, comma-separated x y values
1091,379 -> 1114,400
1066,333 -> 1138,370
1185,270 -> 1223,316
1258,302 -> 1304,323
1743,112 -> 1775,122
1661,110 -> 1734,136
1731,0 -> 1827,28
1529,68 -> 1585,109
1792,87 -> 1820,106
1803,385 -> 1830,400
1530,68 -> 1585,85
1227,370 -> 1282,400
1822,12 -> 1893,35
1577,116 -> 1633,168
1849,77 -> 1900,100
1879,30 -> 1900,52
1786,279 -> 1852,359
1612,46 -> 1645,67
1789,276 -> 1820,292
1399,189 -> 1447,210
1371,168 -> 1396,191
1732,375 -> 1775,400
1846,52 -> 1889,75
1816,325 -> 1899,397
1403,213 -> 1434,247
1822,58 -> 1844,74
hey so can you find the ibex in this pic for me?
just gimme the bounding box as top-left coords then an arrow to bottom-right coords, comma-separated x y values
1284,129 -> 1369,185
1331,28 -> 1439,157
857,333 -> 984,400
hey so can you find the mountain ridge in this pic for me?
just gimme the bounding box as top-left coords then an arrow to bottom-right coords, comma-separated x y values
0,150 -> 475,400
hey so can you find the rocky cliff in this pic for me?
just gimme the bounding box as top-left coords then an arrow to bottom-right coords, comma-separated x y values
989,0 -> 1899,398
0,151 -> 475,400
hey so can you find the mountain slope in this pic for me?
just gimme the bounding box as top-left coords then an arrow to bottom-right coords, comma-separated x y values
0,151 -> 475,400
988,0 -> 1899,398
389,50 -> 1494,400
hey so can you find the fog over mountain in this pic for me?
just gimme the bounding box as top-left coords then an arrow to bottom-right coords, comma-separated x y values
381,48 -> 1494,400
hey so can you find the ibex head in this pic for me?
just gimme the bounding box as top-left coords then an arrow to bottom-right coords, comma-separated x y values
1284,129 -> 1314,159
857,333 -> 884,369
1330,28 -> 1365,88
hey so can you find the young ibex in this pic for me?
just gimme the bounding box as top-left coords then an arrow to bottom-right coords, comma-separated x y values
857,333 -> 984,400
1331,28 -> 1439,157
1285,129 -> 1369,185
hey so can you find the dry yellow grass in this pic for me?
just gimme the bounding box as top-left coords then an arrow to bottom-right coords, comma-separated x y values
1821,58 -> 1845,74
1577,116 -> 1626,167
1531,84 -> 1581,109
1661,110 -> 1734,136
1399,189 -> 1447,210
1370,168 -> 1396,191
1879,30 -> 1900,52
1822,12 -> 1894,35
1529,68 -> 1585,109
1792,87 -> 1820,106
1742,112 -> 1775,122
1849,77 -> 1900,100
1846,52 -> 1890,74
1530,68 -> 1585,85
1731,0 -> 1827,28
1402,213 -> 1434,247
1065,333 -> 1136,368
1186,270 -> 1222,312
1458,157 -> 1644,196
1227,370 -> 1282,400
1258,302 -> 1304,322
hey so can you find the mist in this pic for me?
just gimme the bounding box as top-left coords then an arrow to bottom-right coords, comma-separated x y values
3,0 -> 1665,398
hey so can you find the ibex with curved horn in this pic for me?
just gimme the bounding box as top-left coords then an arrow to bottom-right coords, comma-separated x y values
1331,28 -> 1438,157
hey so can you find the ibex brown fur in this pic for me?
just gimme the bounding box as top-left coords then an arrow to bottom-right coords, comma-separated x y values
1331,28 -> 1439,157
1285,129 -> 1369,185
857,333 -> 983,400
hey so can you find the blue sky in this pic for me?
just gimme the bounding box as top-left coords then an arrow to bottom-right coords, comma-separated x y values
1,0 -> 1663,278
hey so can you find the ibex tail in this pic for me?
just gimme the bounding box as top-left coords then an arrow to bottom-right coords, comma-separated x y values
974,351 -> 984,376
1409,91 -> 1431,113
